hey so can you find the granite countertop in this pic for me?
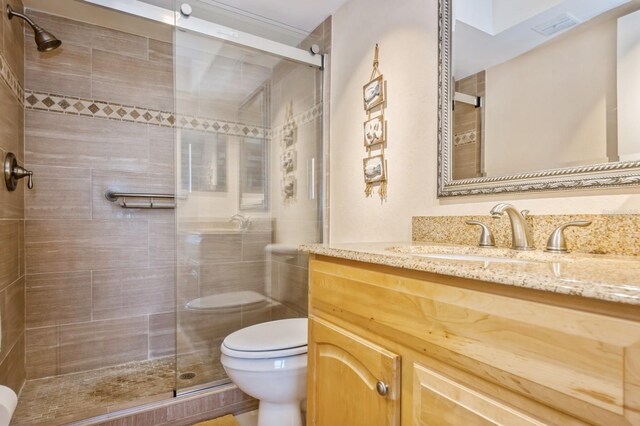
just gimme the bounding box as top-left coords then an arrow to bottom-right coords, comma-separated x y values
300,242 -> 640,306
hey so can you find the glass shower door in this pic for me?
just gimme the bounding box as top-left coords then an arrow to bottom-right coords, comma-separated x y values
173,2 -> 324,394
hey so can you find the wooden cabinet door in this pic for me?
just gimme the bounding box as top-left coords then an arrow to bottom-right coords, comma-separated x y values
412,363 -> 551,426
307,318 -> 401,426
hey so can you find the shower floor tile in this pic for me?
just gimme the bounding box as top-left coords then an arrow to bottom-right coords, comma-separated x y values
11,358 -> 176,426
177,348 -> 228,392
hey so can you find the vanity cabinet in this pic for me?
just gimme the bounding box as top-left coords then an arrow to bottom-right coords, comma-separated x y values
307,318 -> 401,425
307,255 -> 640,426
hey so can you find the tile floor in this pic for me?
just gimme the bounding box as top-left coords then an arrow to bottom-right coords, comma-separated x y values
236,410 -> 258,426
11,354 -> 228,426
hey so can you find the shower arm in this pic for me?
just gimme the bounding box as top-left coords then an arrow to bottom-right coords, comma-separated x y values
6,5 -> 39,30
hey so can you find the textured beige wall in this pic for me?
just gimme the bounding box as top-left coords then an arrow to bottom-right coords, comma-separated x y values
330,0 -> 640,243
330,0 -> 436,243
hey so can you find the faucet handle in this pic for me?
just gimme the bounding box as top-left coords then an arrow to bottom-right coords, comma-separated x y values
545,221 -> 592,253
465,220 -> 496,247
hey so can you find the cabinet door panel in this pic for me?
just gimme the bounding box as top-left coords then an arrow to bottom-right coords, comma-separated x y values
413,363 -> 548,426
307,318 -> 401,426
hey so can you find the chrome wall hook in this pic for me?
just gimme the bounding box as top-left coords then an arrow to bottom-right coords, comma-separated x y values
4,152 -> 33,191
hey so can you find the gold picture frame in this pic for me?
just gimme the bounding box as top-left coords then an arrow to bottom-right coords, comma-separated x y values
364,114 -> 385,147
363,155 -> 386,183
363,74 -> 384,111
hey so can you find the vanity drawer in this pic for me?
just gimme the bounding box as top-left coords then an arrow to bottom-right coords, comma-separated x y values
309,256 -> 640,425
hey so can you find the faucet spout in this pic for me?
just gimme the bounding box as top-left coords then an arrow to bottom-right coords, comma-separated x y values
489,203 -> 534,251
230,214 -> 251,230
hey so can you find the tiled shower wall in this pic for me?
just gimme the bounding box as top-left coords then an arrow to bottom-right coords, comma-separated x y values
453,71 -> 484,180
0,0 -> 26,395
23,11 -> 176,379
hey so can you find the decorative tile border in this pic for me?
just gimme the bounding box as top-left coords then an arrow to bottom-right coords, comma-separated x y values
178,112 -> 267,139
454,129 -> 477,146
271,102 -> 323,139
25,90 -> 323,141
0,50 -> 24,105
24,90 -> 269,138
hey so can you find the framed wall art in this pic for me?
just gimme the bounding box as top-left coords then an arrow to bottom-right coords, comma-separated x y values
364,114 -> 385,147
281,149 -> 296,174
363,74 -> 384,111
363,155 -> 386,184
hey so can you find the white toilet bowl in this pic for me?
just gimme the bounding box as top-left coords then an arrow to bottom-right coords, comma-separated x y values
220,318 -> 308,426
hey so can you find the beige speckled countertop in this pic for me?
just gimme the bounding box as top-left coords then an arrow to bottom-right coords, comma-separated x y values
300,242 -> 640,306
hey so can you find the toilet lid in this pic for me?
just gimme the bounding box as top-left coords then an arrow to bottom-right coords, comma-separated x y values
222,318 -> 308,353
185,291 -> 268,311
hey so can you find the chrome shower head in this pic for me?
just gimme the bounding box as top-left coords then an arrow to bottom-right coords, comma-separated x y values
7,5 -> 61,52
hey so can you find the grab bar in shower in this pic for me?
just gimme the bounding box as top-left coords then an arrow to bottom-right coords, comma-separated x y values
105,191 -> 176,209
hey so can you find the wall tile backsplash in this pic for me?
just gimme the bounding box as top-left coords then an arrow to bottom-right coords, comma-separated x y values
413,214 -> 640,256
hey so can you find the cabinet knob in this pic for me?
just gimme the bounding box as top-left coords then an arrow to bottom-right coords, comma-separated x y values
376,380 -> 388,396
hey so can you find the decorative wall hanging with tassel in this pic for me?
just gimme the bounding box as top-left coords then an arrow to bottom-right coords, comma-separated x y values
362,44 -> 387,200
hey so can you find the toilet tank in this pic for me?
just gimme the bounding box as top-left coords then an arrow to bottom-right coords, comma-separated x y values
265,244 -> 309,319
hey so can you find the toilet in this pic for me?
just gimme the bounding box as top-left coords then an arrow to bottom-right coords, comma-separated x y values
220,318 -> 308,426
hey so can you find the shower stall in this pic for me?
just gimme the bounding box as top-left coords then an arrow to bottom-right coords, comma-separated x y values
14,0 -> 327,423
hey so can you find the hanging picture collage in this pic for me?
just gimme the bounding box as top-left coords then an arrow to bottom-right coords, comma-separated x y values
363,44 -> 387,199
281,102 -> 297,202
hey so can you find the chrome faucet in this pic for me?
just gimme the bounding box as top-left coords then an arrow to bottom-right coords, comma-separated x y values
230,214 -> 251,230
489,203 -> 534,250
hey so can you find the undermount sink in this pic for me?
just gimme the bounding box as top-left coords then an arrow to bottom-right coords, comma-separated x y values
411,252 -> 533,264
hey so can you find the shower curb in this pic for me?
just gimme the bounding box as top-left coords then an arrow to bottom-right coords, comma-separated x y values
67,384 -> 257,426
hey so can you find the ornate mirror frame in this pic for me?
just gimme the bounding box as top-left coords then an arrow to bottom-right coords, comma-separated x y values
437,0 -> 640,197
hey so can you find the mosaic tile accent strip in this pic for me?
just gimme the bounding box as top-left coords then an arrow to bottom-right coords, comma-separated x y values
271,102 -> 323,139
25,90 -> 176,127
177,112 -> 267,138
412,214 -> 640,256
24,90 -> 269,138
454,129 -> 477,146
0,50 -> 24,104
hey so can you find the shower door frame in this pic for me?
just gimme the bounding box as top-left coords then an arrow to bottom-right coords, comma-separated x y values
81,0 -> 324,69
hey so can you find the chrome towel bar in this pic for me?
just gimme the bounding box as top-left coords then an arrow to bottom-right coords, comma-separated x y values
105,191 -> 176,209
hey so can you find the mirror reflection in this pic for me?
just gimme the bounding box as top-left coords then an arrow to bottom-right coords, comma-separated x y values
180,130 -> 228,192
452,0 -> 640,179
240,137 -> 268,210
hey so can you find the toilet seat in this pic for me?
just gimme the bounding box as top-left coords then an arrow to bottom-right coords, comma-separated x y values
221,318 -> 308,359
185,291 -> 269,312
